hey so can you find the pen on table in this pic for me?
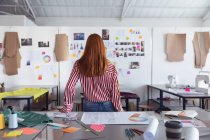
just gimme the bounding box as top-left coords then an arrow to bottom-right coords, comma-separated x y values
132,128 -> 144,135
129,128 -> 135,137
125,129 -> 132,139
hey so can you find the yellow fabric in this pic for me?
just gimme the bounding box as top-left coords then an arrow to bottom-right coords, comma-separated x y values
0,88 -> 48,100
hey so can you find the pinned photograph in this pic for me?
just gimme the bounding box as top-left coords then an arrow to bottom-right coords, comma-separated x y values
141,41 -> 145,52
130,62 -> 140,69
74,33 -> 85,40
102,29 -> 109,40
38,41 -> 49,47
21,38 -> 32,46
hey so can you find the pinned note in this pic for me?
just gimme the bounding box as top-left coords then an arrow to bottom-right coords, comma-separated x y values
62,127 -> 80,133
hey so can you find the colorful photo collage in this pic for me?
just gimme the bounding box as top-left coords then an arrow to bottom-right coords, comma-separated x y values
113,41 -> 145,58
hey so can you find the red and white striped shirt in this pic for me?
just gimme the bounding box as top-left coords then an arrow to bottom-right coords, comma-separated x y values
62,61 -> 123,112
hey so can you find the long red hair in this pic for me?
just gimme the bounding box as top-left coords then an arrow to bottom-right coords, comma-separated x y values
77,34 -> 108,77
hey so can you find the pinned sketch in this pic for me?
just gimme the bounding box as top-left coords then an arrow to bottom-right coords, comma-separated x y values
102,29 -> 109,40
38,41 -> 49,47
74,33 -> 84,40
21,38 -> 32,46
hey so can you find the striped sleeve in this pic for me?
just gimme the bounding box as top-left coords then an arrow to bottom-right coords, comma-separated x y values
111,66 -> 123,112
61,62 -> 79,112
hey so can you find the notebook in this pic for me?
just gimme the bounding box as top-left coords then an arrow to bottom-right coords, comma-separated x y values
164,110 -> 198,119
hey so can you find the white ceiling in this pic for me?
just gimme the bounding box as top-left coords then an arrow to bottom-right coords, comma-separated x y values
0,0 -> 210,20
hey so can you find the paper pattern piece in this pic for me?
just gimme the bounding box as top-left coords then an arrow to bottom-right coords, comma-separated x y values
193,32 -> 210,68
90,124 -> 105,132
20,127 -> 40,135
81,112 -> 150,124
3,130 -> 22,137
143,117 -> 159,140
166,33 -> 186,62
3,32 -> 21,75
54,34 -> 69,61
62,127 -> 80,133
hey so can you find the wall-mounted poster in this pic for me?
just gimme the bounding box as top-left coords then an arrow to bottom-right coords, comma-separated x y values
38,41 -> 49,47
102,29 -> 109,40
74,33 -> 84,40
21,38 -> 32,46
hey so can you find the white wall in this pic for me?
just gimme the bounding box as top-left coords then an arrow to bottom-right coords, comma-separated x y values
0,15 -> 36,26
1,26 -> 210,106
24,16 -> 37,26
36,17 -> 203,27
152,27 -> 210,85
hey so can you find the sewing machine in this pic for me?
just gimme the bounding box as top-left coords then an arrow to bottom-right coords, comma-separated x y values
195,71 -> 210,94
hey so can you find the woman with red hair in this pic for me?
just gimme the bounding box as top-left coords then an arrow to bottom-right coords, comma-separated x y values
61,34 -> 123,112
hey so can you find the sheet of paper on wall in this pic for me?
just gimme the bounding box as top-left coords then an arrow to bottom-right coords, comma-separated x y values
54,34 -> 69,62
3,32 -> 21,75
166,33 -> 186,61
81,112 -> 150,124
4,57 -> 18,75
4,32 -> 20,57
193,32 -> 210,68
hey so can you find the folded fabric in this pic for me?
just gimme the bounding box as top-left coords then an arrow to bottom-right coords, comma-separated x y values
4,110 -> 52,127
